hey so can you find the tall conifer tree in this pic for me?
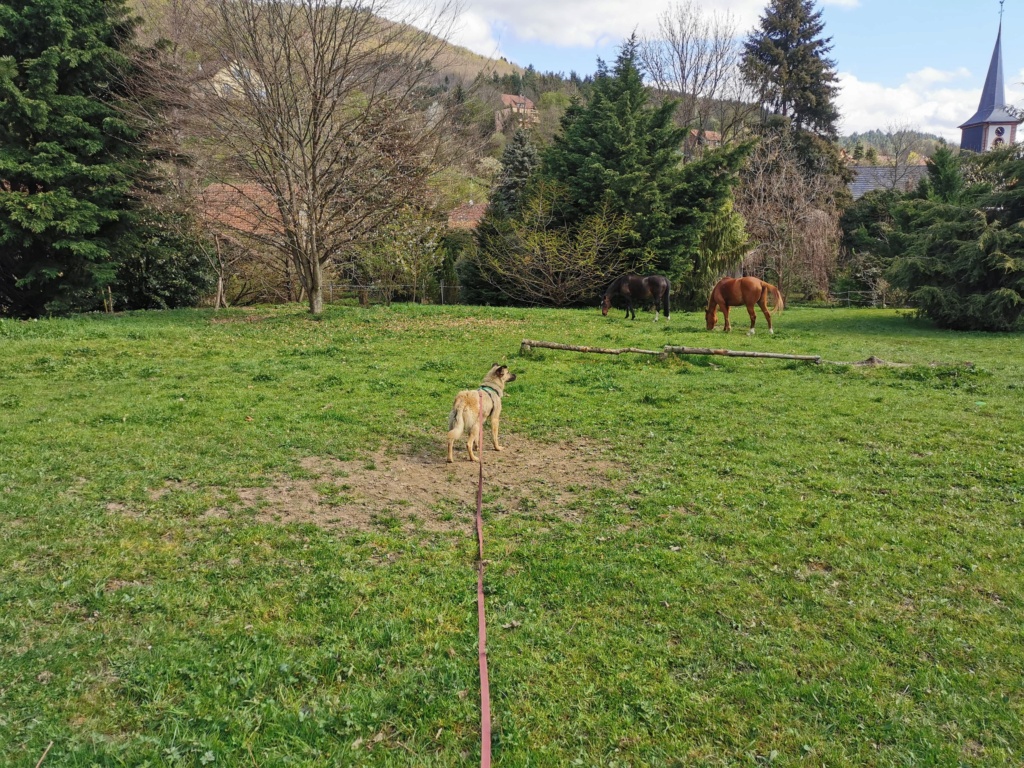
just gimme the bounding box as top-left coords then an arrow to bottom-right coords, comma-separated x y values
0,0 -> 169,316
541,37 -> 750,290
741,0 -> 840,137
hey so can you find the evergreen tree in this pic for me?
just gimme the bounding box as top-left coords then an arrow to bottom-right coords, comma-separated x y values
885,148 -> 1024,331
0,0 -> 180,316
489,128 -> 539,217
741,0 -> 840,137
540,37 -> 751,294
462,128 -> 541,305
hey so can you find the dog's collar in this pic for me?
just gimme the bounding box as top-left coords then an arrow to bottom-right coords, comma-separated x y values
479,385 -> 501,399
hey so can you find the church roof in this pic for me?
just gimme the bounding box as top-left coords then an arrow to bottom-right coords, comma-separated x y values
960,21 -> 1021,128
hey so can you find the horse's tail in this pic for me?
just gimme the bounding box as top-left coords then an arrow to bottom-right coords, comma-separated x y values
764,281 -> 784,313
662,278 -> 671,319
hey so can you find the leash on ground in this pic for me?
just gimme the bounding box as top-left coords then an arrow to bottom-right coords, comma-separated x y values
475,392 -> 492,767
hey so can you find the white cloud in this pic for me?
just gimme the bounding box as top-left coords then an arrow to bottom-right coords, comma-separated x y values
836,68 -> 997,141
452,0 -> 767,51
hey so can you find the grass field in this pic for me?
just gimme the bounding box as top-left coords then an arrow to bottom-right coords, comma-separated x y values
1,304 -> 1022,767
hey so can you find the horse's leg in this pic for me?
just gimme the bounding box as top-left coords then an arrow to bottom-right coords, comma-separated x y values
758,293 -> 774,335
746,301 -> 757,336
628,299 -> 635,320
723,305 -> 732,332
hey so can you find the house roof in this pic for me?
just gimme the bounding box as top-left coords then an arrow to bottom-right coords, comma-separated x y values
500,94 -> 535,110
960,21 -> 1021,128
689,129 -> 722,142
201,183 -> 283,238
849,165 -> 929,200
447,202 -> 488,230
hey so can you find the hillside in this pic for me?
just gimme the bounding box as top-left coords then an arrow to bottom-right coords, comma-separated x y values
130,0 -> 523,85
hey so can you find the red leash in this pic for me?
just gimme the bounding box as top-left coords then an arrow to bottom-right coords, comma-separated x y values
475,393 -> 492,767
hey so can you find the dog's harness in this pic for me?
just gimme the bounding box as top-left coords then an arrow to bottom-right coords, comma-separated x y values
479,385 -> 501,407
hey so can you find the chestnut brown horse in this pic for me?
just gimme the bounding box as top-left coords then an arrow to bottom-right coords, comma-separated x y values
705,276 -> 784,335
601,274 -> 671,321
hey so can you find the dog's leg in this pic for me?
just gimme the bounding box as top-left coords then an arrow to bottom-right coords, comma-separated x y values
446,407 -> 464,463
466,411 -> 479,462
491,413 -> 503,451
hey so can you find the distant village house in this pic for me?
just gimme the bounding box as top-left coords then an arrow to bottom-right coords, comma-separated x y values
495,94 -> 538,131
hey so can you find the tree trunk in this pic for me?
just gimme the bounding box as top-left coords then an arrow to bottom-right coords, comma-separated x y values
306,259 -> 324,315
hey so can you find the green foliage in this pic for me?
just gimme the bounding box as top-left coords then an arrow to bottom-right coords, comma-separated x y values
877,148 -> 1024,331
540,38 -> 751,295
488,128 -> 539,218
112,214 -> 215,311
682,199 -> 749,310
476,181 -> 640,306
742,0 -> 840,137
0,0 -> 198,317
464,129 -> 542,305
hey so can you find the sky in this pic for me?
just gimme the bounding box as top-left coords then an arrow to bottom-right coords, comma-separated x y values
442,0 -> 1021,141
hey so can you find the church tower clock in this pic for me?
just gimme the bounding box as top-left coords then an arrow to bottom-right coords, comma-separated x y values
960,3 -> 1022,152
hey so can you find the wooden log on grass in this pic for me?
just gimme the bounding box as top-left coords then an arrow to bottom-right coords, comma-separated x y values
520,340 -> 665,357
662,345 -> 822,364
521,339 -> 822,364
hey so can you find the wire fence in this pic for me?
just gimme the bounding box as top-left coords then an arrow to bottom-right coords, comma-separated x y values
320,283 -> 904,309
323,282 -> 460,305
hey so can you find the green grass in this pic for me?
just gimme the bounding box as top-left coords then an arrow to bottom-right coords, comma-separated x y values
1,305 -> 1022,767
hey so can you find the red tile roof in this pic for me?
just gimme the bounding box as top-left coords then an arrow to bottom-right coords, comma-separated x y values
447,202 -> 488,230
200,183 -> 283,238
500,94 -> 536,111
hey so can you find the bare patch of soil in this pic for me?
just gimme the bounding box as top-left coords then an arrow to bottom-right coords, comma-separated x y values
229,434 -> 624,534
208,314 -> 270,325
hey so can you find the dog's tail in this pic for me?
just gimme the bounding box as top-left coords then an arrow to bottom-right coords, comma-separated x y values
447,403 -> 463,434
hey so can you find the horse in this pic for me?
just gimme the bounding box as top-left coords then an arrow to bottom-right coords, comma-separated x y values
705,276 -> 784,335
601,274 -> 671,322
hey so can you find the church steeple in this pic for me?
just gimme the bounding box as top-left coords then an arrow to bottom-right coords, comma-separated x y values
960,5 -> 1022,152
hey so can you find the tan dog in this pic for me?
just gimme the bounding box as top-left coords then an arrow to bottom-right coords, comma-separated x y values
446,364 -> 517,463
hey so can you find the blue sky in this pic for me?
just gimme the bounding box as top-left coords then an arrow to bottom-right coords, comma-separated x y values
447,0 -> 1020,140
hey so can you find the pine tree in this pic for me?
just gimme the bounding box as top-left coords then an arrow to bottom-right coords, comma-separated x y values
540,37 -> 751,292
741,0 -> 840,137
886,148 -> 1024,331
489,128 -> 539,217
0,0 -> 174,316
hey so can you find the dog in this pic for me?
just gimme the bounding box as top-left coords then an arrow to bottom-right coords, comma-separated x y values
446,364 -> 517,463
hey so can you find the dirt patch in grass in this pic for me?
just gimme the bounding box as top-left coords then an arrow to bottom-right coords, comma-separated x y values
228,434 -> 623,534
208,314 -> 270,325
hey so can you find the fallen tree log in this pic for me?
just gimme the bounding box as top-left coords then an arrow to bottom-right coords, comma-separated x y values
520,339 -> 822,364
662,345 -> 822,363
519,340 -> 664,356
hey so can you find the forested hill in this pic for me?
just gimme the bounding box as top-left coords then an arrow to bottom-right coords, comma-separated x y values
840,129 -> 947,160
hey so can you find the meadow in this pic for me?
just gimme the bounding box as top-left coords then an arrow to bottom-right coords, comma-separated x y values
0,304 -> 1022,767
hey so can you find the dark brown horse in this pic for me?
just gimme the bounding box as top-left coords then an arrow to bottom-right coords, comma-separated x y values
705,276 -> 784,335
601,274 -> 671,322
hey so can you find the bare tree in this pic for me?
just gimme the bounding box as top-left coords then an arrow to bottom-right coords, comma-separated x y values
639,1 -> 756,148
881,120 -> 927,191
734,132 -> 843,297
146,0 -> 461,315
